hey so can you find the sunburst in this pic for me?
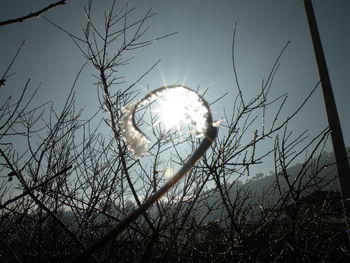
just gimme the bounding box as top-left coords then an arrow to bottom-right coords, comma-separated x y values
120,85 -> 210,158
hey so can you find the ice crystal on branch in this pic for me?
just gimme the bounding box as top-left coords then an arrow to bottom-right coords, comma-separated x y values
119,85 -> 210,158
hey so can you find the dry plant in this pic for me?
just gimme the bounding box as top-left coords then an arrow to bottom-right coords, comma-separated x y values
0,1 -> 348,262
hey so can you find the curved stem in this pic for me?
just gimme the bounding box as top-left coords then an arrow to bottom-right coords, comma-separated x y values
70,86 -> 218,262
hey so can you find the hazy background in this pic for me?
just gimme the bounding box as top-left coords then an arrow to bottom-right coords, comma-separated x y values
1,0 -> 349,176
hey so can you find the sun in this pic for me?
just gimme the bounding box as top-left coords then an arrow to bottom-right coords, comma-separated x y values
120,85 -> 210,158
153,86 -> 209,135
158,93 -> 188,131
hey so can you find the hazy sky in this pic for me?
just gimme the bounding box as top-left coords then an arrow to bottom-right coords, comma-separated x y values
1,0 -> 349,175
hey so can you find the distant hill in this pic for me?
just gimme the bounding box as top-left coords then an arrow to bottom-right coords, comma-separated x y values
190,147 -> 350,223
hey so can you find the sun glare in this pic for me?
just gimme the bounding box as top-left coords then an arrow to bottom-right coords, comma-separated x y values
158,93 -> 187,130
155,87 -> 209,135
120,86 -> 210,158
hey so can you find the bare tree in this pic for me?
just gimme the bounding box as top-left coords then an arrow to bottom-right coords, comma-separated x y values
1,1 -> 349,262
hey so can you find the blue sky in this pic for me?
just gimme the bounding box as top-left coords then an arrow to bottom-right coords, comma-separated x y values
1,0 -> 349,176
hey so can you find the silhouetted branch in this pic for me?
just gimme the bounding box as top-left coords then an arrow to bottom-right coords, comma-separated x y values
0,0 -> 68,27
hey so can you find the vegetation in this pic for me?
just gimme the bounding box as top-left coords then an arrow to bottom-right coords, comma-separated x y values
1,1 -> 349,262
